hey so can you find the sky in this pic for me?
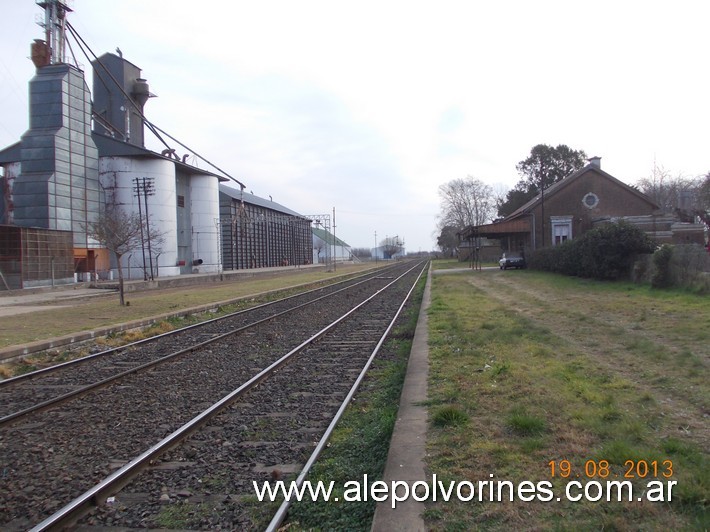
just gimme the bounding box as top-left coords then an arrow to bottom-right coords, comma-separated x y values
1,1 -> 708,253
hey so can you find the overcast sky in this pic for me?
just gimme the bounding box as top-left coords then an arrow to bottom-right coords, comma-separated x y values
1,1 -> 708,252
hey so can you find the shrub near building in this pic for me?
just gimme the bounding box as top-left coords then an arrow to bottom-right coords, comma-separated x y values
650,243 -> 710,293
528,221 -> 656,280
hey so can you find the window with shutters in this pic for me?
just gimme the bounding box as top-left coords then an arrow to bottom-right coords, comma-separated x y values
550,216 -> 573,246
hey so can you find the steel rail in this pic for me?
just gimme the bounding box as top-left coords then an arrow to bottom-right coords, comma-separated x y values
266,261 -> 428,531
0,264 -> 405,428
29,261 -> 426,531
0,264 -> 398,388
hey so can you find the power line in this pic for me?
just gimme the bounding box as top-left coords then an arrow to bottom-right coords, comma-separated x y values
64,20 -> 247,191
64,21 -> 173,152
143,119 -> 246,191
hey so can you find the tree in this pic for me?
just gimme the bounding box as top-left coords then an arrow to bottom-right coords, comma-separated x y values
436,225 -> 459,257
86,204 -> 164,306
516,144 -> 588,190
497,185 -> 537,218
636,164 -> 709,230
351,247 -> 372,259
636,163 -> 697,211
379,236 -> 403,259
697,173 -> 710,231
498,144 -> 587,216
437,176 -> 495,231
313,237 -> 326,262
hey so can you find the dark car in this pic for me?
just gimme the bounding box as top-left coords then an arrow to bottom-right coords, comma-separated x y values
499,252 -> 526,270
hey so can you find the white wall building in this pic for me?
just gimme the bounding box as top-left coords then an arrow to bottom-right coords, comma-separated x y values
312,227 -> 352,264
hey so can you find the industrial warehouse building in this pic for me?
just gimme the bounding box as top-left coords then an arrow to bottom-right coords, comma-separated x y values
219,186 -> 313,270
0,1 -> 330,289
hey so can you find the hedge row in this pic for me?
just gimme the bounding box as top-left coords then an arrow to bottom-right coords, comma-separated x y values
527,221 -> 656,280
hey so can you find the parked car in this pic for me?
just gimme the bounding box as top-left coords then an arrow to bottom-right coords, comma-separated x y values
499,252 -> 526,270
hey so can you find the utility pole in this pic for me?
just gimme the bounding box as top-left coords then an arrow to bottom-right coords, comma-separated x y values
143,177 -> 155,279
332,207 -> 336,272
133,177 -> 156,280
540,162 -> 546,248
374,231 -> 377,263
133,178 -> 147,280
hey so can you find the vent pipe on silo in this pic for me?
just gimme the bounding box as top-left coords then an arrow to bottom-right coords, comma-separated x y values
132,78 -> 152,108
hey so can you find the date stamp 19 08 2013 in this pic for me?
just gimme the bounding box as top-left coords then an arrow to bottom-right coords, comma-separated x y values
548,459 -> 673,480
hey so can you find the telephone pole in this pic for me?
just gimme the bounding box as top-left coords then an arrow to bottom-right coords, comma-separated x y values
133,177 -> 156,280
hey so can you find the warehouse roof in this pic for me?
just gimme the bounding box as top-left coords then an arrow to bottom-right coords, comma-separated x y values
219,184 -> 309,219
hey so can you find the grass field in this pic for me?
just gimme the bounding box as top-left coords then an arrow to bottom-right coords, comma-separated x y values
424,264 -> 708,530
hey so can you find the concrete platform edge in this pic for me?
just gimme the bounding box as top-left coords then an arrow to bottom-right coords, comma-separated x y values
370,265 -> 431,532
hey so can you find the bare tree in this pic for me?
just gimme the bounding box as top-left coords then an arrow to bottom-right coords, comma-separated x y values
313,237 -> 325,263
636,163 -> 702,213
86,204 -> 164,305
697,173 -> 710,230
379,236 -> 403,259
437,176 -> 495,232
351,247 -> 372,259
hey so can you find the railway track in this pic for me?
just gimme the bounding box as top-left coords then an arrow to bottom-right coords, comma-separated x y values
0,263 -> 404,425
1,260 -> 428,530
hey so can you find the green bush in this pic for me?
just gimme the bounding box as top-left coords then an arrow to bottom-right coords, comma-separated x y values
528,221 -> 656,280
670,244 -> 710,291
651,244 -> 674,288
526,246 -> 558,272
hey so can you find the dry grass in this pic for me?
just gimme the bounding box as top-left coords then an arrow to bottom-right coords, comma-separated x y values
425,267 -> 708,530
0,264 -> 377,349
0,264 -> 379,378
0,346 -> 92,377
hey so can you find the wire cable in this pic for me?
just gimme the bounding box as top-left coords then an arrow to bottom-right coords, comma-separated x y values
64,20 -> 246,189
65,21 -> 173,151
